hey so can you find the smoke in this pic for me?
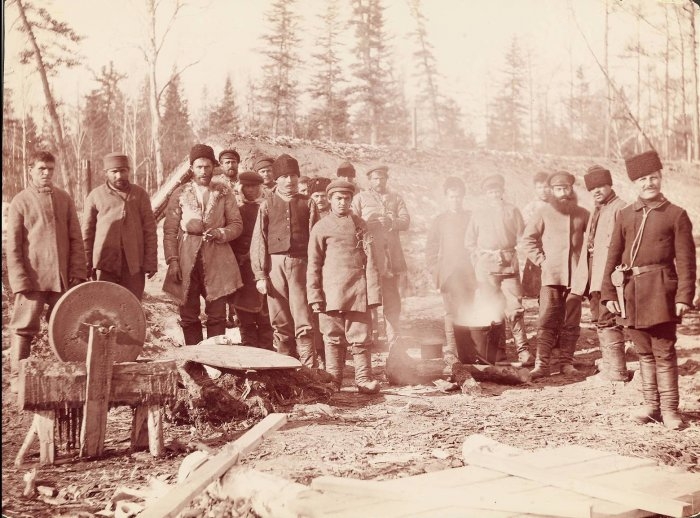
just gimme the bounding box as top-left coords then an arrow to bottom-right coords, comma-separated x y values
455,288 -> 505,327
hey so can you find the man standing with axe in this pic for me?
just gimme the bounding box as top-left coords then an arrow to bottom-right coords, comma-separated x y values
601,150 -> 695,430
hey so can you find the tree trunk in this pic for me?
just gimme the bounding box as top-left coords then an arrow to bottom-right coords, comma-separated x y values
146,0 -> 164,188
664,7 -> 671,158
604,0 -> 611,158
676,5 -> 688,159
689,2 -> 700,161
16,0 -> 70,194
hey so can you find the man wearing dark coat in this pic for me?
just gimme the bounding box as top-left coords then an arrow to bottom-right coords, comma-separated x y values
82,153 -> 158,300
7,151 -> 87,390
601,150 -> 695,430
307,180 -> 382,393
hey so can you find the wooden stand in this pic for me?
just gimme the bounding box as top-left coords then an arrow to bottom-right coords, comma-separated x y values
14,326 -> 178,466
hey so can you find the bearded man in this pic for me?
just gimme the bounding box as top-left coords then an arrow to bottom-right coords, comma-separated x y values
521,171 -> 589,379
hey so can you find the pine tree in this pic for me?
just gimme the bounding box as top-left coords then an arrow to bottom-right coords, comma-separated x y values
161,72 -> 195,175
258,0 -> 301,136
208,75 -> 240,135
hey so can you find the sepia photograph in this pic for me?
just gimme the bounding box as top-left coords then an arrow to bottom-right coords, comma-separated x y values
2,0 -> 700,516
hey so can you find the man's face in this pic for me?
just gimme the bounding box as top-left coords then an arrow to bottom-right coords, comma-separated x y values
221,157 -> 239,180
369,172 -> 388,193
241,184 -> 261,201
552,184 -> 573,201
106,167 -> 130,192
275,174 -> 299,191
534,181 -> 551,202
30,160 -> 55,188
298,182 -> 310,196
486,187 -> 504,203
635,172 -> 662,200
330,191 -> 353,216
191,158 -> 214,186
590,184 -> 613,204
258,166 -> 274,185
445,189 -> 464,213
310,191 -> 329,211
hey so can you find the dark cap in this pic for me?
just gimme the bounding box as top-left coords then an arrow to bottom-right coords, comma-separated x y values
254,156 -> 274,172
625,150 -> 662,181
366,165 -> 389,177
327,179 -> 356,197
189,144 -> 218,166
103,152 -> 130,170
533,171 -> 550,184
310,177 -> 332,194
272,154 -> 300,179
337,161 -> 356,178
481,174 -> 505,192
218,149 -> 240,163
238,171 -> 264,185
584,165 -> 612,191
548,171 -> 576,187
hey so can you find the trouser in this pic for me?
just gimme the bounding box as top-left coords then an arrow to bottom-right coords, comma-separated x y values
320,310 -> 373,385
535,286 -> 582,369
627,322 -> 678,412
96,252 -> 146,300
590,291 -> 627,379
441,271 -> 475,358
266,254 -> 315,363
237,306 -> 274,350
179,253 -> 227,340
476,272 -> 529,353
379,274 -> 402,348
9,290 -> 62,373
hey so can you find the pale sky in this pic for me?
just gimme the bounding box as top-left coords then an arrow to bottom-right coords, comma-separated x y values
3,0 -> 691,139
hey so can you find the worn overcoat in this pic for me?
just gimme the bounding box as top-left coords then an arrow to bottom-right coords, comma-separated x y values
425,210 -> 474,291
162,181 -> 243,305
7,185 -> 86,294
600,197 -> 696,328
307,213 -> 382,313
82,183 -> 158,276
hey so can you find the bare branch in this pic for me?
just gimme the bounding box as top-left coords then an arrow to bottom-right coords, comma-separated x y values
157,59 -> 200,103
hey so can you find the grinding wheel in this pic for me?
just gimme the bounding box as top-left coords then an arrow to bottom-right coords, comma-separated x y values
48,281 -> 146,362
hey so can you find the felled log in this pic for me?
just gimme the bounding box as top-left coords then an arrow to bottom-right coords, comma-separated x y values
417,359 -> 530,386
151,161 -> 192,222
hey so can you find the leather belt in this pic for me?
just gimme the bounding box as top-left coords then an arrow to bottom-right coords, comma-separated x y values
272,252 -> 307,259
631,264 -> 669,276
183,231 -> 204,236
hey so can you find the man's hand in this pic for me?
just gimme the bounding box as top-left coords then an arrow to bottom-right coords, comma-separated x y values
256,279 -> 270,295
68,277 -> 85,288
168,261 -> 182,282
606,300 -> 621,315
90,268 -> 97,281
146,270 -> 156,280
311,302 -> 324,313
676,302 -> 691,319
203,228 -> 221,242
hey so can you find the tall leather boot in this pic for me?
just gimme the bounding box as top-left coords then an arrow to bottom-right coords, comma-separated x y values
598,327 -> 628,381
181,324 -> 204,346
443,313 -> 459,365
530,328 -> 555,379
352,344 -> 379,394
632,354 -> 661,424
558,328 -> 580,375
509,312 -> 533,367
10,335 -> 33,393
657,353 -> 682,430
206,324 -> 226,340
324,342 -> 347,391
296,334 -> 317,368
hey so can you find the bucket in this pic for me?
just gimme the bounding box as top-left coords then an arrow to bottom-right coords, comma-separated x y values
454,321 -> 506,365
421,342 -> 443,360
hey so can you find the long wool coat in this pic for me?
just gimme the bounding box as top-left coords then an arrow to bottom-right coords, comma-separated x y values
571,192 -> 627,296
307,213 -> 382,313
425,210 -> 475,291
601,197 -> 696,329
162,181 -> 243,305
82,183 -> 158,275
520,202 -> 589,288
351,189 -> 410,276
7,185 -> 86,294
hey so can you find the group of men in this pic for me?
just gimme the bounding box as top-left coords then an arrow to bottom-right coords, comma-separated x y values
426,149 -> 695,429
6,145 -> 695,428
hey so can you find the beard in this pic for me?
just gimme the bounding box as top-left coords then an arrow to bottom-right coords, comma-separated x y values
550,192 -> 578,214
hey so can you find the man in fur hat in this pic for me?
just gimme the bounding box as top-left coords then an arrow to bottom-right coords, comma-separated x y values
571,165 -> 628,381
601,150 -> 695,429
521,171 -> 589,379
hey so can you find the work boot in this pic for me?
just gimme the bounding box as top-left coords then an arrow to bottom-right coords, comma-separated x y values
560,364 -> 580,375
509,312 -> 532,365
517,350 -> 534,368
632,354 -> 661,424
352,345 -> 380,394
557,326 -> 580,373
530,328 -> 555,380
181,324 -> 204,346
324,343 -> 347,391
206,324 -> 227,340
296,335 -> 317,368
598,327 -> 628,381
443,313 -> 459,363
9,335 -> 33,394
657,353 -> 683,430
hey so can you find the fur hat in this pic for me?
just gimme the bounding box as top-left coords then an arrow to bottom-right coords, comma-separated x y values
337,161 -> 356,178
189,144 -> 218,166
326,179 -> 355,197
103,152 -> 130,170
218,149 -> 240,163
366,165 -> 389,177
272,154 -> 300,179
584,165 -> 612,191
625,150 -> 662,181
481,174 -> 505,192
238,171 -> 263,185
253,156 -> 274,172
310,177 -> 332,194
548,171 -> 576,187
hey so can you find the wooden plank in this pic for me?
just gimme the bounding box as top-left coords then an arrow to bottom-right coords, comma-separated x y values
80,326 -> 115,458
130,406 -> 149,452
167,344 -> 302,370
19,358 -> 180,411
14,415 -> 38,467
147,406 -> 163,457
139,413 -> 287,518
311,476 -> 591,518
466,450 -> 690,518
381,465 -> 508,491
35,411 -> 55,465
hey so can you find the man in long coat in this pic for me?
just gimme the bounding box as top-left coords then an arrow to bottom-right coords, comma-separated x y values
82,153 -> 158,300
601,150 -> 695,430
520,171 -> 552,298
425,176 -> 475,365
308,180 -> 382,393
351,165 -> 411,383
521,171 -> 589,379
571,165 -> 628,380
7,151 -> 87,389
163,144 -> 243,345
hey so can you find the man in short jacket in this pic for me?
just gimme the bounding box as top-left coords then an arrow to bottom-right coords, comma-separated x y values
82,152 -> 158,300
601,150 -> 695,430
